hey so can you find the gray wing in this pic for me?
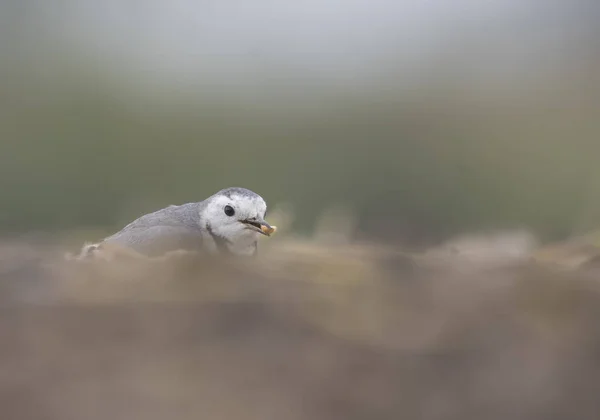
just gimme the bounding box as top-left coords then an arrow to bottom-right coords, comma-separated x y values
103,225 -> 204,257
102,204 -> 204,257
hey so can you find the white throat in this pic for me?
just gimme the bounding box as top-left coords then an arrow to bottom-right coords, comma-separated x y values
200,224 -> 259,256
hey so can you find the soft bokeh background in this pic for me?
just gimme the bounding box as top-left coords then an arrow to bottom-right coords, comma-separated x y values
2,0 -> 599,244
3,2 -> 600,419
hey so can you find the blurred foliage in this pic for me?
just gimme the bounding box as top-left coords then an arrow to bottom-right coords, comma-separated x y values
1,3 -> 600,245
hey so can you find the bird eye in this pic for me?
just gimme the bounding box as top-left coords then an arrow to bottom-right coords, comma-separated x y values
224,205 -> 235,217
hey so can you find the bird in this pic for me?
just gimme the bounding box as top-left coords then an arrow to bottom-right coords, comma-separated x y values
70,187 -> 276,261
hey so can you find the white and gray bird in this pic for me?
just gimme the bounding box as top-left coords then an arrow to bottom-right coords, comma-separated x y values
73,187 -> 276,260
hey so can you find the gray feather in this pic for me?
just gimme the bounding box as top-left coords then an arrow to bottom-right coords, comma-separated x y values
102,202 -> 206,257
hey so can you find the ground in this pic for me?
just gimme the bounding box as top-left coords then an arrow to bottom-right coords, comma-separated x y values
0,236 -> 599,419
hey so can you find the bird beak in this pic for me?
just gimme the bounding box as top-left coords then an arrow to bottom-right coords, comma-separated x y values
241,218 -> 277,236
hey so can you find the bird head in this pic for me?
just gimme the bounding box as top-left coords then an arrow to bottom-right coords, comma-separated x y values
200,187 -> 276,255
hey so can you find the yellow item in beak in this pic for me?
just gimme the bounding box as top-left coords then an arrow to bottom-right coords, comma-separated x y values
261,225 -> 277,236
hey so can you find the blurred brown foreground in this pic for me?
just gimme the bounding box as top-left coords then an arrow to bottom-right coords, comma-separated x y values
0,237 -> 600,420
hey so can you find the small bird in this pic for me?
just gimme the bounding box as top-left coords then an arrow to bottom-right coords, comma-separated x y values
72,187 -> 276,260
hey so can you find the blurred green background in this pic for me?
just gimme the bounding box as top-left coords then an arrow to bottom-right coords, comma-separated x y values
1,1 -> 599,244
